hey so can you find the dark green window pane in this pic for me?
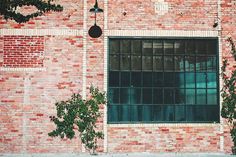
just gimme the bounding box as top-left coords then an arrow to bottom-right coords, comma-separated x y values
142,105 -> 152,121
163,105 -> 175,121
207,40 -> 217,55
164,72 -> 175,87
186,89 -> 195,104
130,88 -> 141,104
207,89 -> 217,104
175,72 -> 185,88
142,56 -> 153,71
153,40 -> 163,55
153,88 -> 163,104
109,88 -> 119,104
207,73 -> 217,88
143,88 -> 152,104
109,72 -> 119,87
108,105 -> 119,122
207,57 -> 217,71
196,40 -> 207,54
143,72 -> 152,87
196,89 -> 206,104
153,56 -> 163,71
196,73 -> 206,88
164,89 -> 174,104
121,40 -> 131,53
175,105 -> 185,121
164,40 -> 174,54
120,55 -> 130,70
130,105 -> 139,121
131,56 -> 141,70
175,89 -> 185,104
164,56 -> 174,71
120,88 -> 130,104
153,72 -> 163,87
196,57 -> 207,71
120,105 -> 130,122
175,56 -> 184,71
186,40 -> 195,54
153,105 -> 163,121
142,40 -> 153,55
110,40 -> 120,54
185,73 -> 195,88
132,40 -> 141,54
131,72 -> 142,87
121,72 -> 130,87
185,56 -> 195,71
110,55 -> 119,70
175,40 -> 185,54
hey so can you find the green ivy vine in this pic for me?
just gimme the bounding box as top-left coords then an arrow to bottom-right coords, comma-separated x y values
0,0 -> 63,23
48,86 -> 106,154
221,37 -> 236,153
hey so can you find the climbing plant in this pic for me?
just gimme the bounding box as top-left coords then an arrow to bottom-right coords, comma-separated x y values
48,86 -> 106,154
221,37 -> 236,154
0,0 -> 63,23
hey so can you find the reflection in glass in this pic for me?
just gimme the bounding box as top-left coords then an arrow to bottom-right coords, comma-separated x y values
175,56 -> 184,71
131,56 -> 141,70
153,56 -> 163,71
175,40 -> 185,54
131,72 -> 142,87
120,55 -> 130,70
153,72 -> 163,87
196,73 -> 206,88
164,72 -> 175,87
142,105 -> 152,121
121,72 -> 130,87
120,105 -> 130,121
130,88 -> 141,104
185,73 -> 195,88
153,40 -> 163,54
143,72 -> 152,87
143,88 -> 152,104
110,40 -> 120,54
120,88 -> 130,104
109,72 -> 119,87
109,88 -> 119,104
175,105 -> 185,121
186,89 -> 195,104
164,40 -> 174,54
132,40 -> 141,54
142,40 -> 153,55
121,40 -> 131,53
164,56 -> 174,71
196,40 -> 207,54
186,40 -> 195,54
207,89 -> 217,104
175,89 -> 185,104
153,88 -> 163,104
108,105 -> 119,122
196,57 -> 207,71
207,57 -> 216,71
164,89 -> 174,104
196,89 -> 206,104
110,55 -> 119,70
185,56 -> 195,71
175,72 -> 185,88
207,73 -> 217,88
142,56 -> 153,71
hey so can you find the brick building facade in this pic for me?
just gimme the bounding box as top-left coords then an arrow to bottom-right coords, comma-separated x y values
0,0 -> 235,154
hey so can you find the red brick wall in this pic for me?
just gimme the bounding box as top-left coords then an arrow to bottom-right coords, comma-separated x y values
0,0 -> 235,154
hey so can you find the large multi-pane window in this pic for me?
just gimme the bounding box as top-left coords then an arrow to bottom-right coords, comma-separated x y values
108,38 -> 219,123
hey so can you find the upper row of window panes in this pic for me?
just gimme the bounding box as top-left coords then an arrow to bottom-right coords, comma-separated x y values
110,39 -> 217,55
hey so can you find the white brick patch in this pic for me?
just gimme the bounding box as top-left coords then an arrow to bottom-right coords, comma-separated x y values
152,0 -> 169,15
0,67 -> 46,72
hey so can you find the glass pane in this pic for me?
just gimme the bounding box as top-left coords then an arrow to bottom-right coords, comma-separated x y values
207,57 -> 217,71
143,72 -> 152,87
142,56 -> 153,71
108,105 -> 119,122
110,40 -> 120,54
185,73 -> 195,88
132,40 -> 141,54
164,56 -> 174,71
186,40 -> 195,54
196,56 -> 207,71
164,72 -> 175,87
130,88 -> 141,104
121,40 -> 131,53
120,55 -> 130,70
131,56 -> 141,70
130,105 -> 138,121
175,89 -> 185,104
207,40 -> 217,55
185,56 -> 195,71
207,89 -> 217,104
120,105 -> 130,122
153,88 -> 163,104
143,88 -> 152,104
121,72 -> 130,87
175,40 -> 185,54
110,55 -> 119,70
142,105 -> 152,121
196,73 -> 206,88
120,88 -> 130,104
175,105 -> 185,121
109,88 -> 119,104
163,105 -> 174,121
186,89 -> 195,104
175,72 -> 185,88
142,40 -> 153,55
131,72 -> 142,87
196,40 -> 207,54
164,89 -> 174,104
109,72 -> 119,87
153,72 -> 163,87
153,40 -> 163,54
207,73 -> 217,88
153,56 -> 163,71
164,40 -> 174,54
175,56 -> 184,71
196,89 -> 206,104
153,105 -> 163,121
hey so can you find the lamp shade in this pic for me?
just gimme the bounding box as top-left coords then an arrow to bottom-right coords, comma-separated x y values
89,0 -> 103,13
88,24 -> 102,38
